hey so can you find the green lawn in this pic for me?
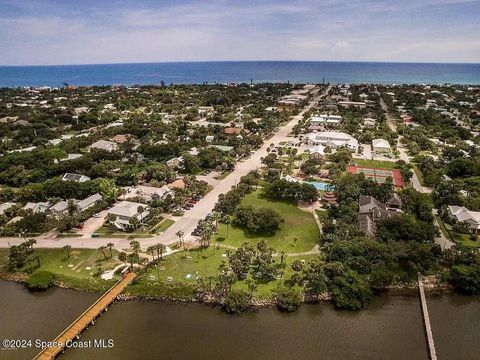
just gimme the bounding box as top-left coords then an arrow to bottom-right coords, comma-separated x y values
94,225 -> 153,238
412,163 -> 426,186
129,247 -> 319,299
443,222 -> 480,248
213,190 -> 320,253
152,218 -> 175,234
353,158 -> 398,170
0,248 -> 121,291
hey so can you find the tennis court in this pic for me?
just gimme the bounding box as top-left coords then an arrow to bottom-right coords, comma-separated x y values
346,165 -> 404,188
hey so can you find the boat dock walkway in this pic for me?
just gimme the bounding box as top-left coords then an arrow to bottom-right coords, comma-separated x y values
418,273 -> 437,360
34,271 -> 136,360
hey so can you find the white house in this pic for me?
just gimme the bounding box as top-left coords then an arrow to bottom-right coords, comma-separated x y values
23,202 -> 51,213
107,201 -> 150,230
305,131 -> 358,152
447,205 -> 480,233
123,185 -> 174,202
309,144 -> 326,159
89,140 -> 118,152
77,193 -> 102,211
372,139 -> 391,153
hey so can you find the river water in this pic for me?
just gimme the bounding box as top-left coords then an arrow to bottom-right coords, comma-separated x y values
0,280 -> 479,360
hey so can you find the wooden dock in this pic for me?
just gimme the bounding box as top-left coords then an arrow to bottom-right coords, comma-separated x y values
417,273 -> 437,360
34,271 -> 136,360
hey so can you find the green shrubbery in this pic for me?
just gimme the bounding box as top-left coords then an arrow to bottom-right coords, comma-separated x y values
223,289 -> 251,314
273,285 -> 303,312
25,271 -> 55,290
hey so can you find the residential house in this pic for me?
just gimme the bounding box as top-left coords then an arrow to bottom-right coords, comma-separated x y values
372,139 -> 391,154
23,202 -> 51,214
89,140 -> 118,152
123,185 -> 174,202
61,173 -> 91,183
107,201 -> 150,230
77,193 -> 102,211
208,145 -> 235,154
358,195 -> 402,237
447,205 -> 480,233
309,145 -> 326,159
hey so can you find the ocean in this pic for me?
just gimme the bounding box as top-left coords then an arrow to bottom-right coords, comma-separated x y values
0,61 -> 479,87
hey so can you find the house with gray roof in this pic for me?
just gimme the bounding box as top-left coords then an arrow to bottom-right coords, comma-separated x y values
107,201 -> 150,230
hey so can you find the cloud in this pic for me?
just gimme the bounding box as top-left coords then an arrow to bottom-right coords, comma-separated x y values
0,0 -> 478,64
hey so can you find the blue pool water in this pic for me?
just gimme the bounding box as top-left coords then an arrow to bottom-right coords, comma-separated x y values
304,181 -> 334,191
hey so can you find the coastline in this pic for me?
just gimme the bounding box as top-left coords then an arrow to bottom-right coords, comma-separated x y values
0,271 -> 455,310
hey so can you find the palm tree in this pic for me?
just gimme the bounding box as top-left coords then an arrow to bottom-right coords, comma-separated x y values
63,245 -> 72,259
155,243 -> 166,260
98,246 -> 108,260
224,215 -> 233,238
99,178 -> 119,204
119,251 -> 127,265
146,245 -> 156,260
106,242 -> 114,258
279,250 -> 287,266
175,230 -> 185,247
212,212 -> 220,234
130,240 -> 141,253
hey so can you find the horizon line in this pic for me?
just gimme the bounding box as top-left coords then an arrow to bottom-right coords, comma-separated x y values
1,59 -> 480,68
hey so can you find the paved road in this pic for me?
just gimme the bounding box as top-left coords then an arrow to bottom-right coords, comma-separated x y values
0,87 -> 330,251
379,91 -> 453,249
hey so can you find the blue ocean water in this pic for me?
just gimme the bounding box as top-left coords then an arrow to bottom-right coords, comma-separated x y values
0,61 -> 479,87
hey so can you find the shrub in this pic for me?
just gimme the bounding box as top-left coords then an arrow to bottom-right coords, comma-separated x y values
273,285 -> 303,312
25,271 -> 55,290
223,289 -> 251,314
233,205 -> 282,234
450,265 -> 480,295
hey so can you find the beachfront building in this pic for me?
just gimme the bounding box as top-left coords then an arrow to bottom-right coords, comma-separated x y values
372,139 -> 391,154
305,131 -> 358,152
447,205 -> 480,233
107,201 -> 150,230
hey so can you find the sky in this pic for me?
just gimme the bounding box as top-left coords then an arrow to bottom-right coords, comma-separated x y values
0,0 -> 479,65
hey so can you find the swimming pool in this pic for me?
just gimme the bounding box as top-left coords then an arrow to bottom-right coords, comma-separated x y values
304,181 -> 334,191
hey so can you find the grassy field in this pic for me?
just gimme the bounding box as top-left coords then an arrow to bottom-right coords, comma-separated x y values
213,190 -> 320,252
129,247 -> 319,299
443,223 -> 480,248
94,225 -> 153,238
152,218 -> 175,234
0,248 -> 120,291
352,158 -> 398,170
